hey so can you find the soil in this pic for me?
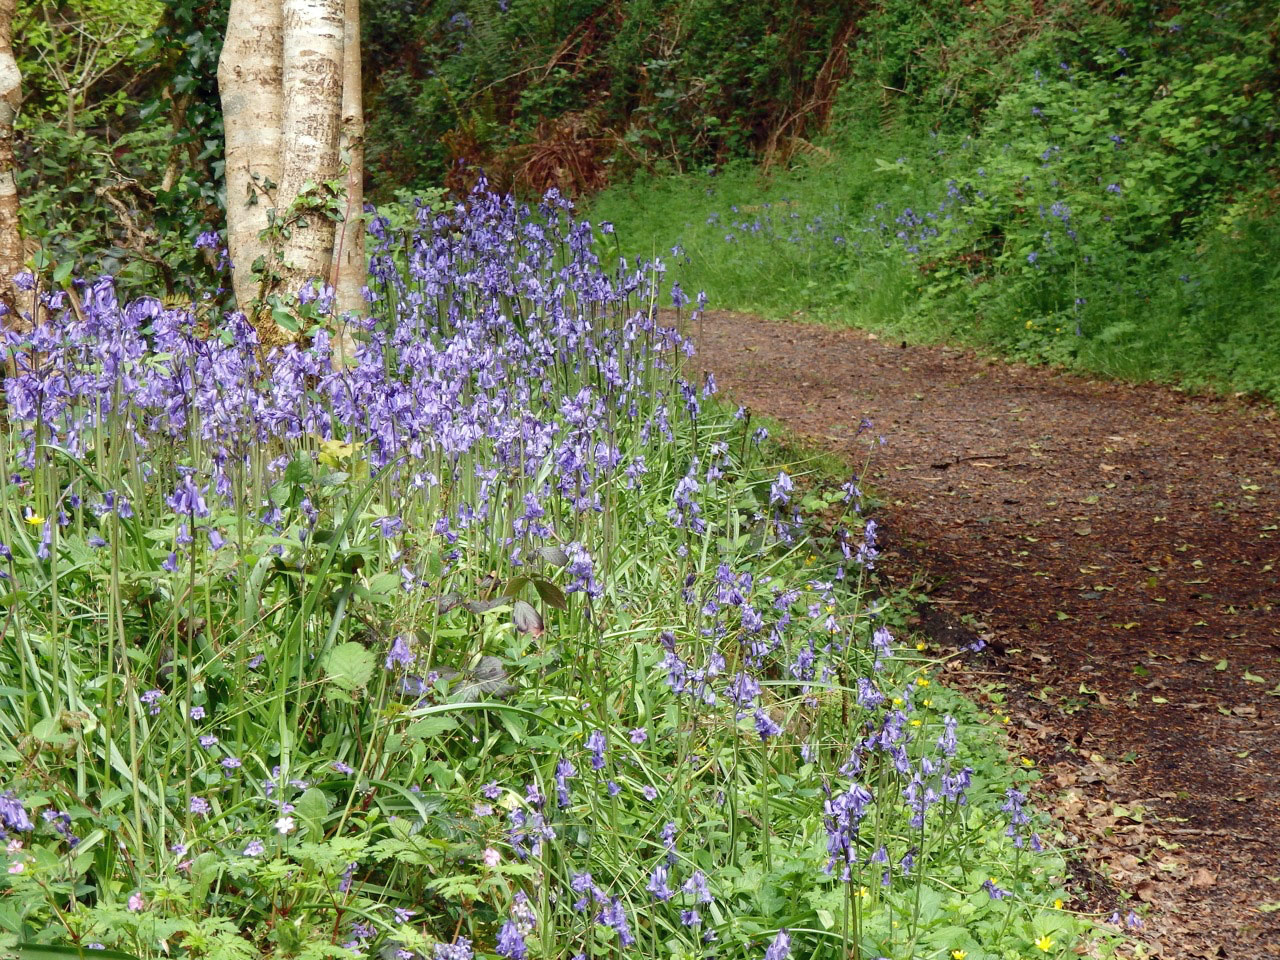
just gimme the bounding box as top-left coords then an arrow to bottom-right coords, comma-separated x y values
689,310 -> 1280,959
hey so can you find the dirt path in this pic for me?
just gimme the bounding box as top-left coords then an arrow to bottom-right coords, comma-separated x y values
690,311 -> 1280,959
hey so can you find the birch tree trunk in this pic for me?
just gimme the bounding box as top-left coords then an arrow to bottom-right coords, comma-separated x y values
276,0 -> 344,294
219,0 -> 361,353
331,0 -> 364,313
329,0 -> 364,365
0,0 -> 21,318
217,0 -> 283,314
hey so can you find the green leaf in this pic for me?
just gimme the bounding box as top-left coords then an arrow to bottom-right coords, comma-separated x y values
12,947 -> 140,960
404,715 -> 459,739
323,642 -> 376,692
296,787 -> 333,839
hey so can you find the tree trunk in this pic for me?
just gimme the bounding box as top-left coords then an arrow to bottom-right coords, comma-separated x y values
276,0 -> 344,294
0,0 -> 21,320
329,0 -> 364,364
217,0 -> 283,315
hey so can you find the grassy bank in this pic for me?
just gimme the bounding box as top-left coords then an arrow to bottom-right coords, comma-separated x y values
591,6 -> 1280,402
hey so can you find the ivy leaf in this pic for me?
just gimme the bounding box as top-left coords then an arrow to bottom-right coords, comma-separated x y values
502,575 -> 530,598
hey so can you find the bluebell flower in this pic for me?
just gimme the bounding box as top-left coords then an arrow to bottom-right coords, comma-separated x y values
764,928 -> 791,960
585,729 -> 607,770
495,922 -> 526,959
385,635 -> 415,670
0,792 -> 32,832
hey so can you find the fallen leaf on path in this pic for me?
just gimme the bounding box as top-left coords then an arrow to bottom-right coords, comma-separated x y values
1190,869 -> 1217,888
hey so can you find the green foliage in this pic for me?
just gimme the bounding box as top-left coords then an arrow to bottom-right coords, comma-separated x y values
592,1 -> 1280,401
13,0 -> 227,291
363,0 -> 856,196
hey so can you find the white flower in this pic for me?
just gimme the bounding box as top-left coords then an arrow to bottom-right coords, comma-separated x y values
275,815 -> 296,835
483,846 -> 500,867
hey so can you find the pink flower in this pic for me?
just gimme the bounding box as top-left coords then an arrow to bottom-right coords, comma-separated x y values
128,892 -> 145,912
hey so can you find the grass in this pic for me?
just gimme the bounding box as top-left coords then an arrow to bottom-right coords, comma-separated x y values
590,120 -> 1280,405
0,189 -> 1114,960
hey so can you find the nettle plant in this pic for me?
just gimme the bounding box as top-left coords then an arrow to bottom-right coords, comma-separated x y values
0,187 -> 1079,960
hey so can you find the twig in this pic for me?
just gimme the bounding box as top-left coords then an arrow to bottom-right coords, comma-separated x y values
931,453 -> 1010,469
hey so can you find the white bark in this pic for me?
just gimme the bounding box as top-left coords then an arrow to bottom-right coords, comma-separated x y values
331,0 -> 364,317
0,0 -> 22,318
217,0 -> 283,313
277,0 -> 344,292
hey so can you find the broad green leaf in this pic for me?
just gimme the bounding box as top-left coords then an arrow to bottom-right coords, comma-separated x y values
323,642 -> 376,691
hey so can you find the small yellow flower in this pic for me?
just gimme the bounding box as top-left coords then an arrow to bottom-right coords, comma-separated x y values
952,951 -> 968,960
923,698 -> 932,707
1026,320 -> 1034,329
915,677 -> 929,687
910,718 -> 922,727
1021,756 -> 1034,767
857,885 -> 868,898
892,697 -> 904,707
1053,898 -> 1065,910
915,641 -> 926,651
1035,934 -> 1054,952
24,511 -> 44,526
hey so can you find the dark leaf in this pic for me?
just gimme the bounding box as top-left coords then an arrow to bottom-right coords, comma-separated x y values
464,597 -> 506,615
437,591 -> 463,613
539,544 -> 570,566
512,599 -> 544,636
502,575 -> 530,598
532,578 -> 567,610
452,656 -> 515,700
